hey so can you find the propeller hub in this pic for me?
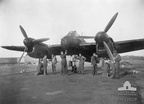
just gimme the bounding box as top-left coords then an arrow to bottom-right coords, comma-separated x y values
23,38 -> 34,48
95,31 -> 110,44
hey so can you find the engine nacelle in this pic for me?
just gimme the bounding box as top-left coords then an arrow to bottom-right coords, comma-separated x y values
96,38 -> 115,57
28,44 -> 49,59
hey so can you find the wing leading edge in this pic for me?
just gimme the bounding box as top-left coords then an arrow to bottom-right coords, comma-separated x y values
1,46 -> 25,52
2,38 -> 144,58
79,38 -> 144,54
1,44 -> 63,57
115,38 -> 144,53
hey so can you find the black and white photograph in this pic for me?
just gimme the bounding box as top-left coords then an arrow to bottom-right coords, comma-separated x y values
0,0 -> 144,104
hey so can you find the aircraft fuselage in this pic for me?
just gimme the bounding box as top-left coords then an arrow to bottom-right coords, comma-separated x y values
60,31 -> 115,60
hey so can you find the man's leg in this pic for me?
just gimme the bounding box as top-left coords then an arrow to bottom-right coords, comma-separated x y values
46,66 -> 48,75
54,65 -> 56,74
115,63 -> 120,78
93,65 -> 96,75
92,65 -> 94,75
65,62 -> 68,75
52,64 -> 54,74
52,64 -> 56,74
75,65 -> 77,73
43,66 -> 47,75
62,66 -> 64,75
110,64 -> 116,79
95,65 -> 97,75
81,65 -> 84,74
78,66 -> 81,74
43,66 -> 46,75
61,63 -> 63,75
74,65 -> 76,73
37,63 -> 41,75
71,66 -> 74,72
64,64 -> 67,75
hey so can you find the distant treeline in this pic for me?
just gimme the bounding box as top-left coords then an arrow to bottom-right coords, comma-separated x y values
121,55 -> 144,60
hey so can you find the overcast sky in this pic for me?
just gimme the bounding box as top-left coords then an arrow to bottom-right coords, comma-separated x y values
0,0 -> 144,57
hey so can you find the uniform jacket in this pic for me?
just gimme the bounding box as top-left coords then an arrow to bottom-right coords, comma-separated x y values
78,56 -> 86,65
91,55 -> 98,65
60,54 -> 67,64
52,56 -> 57,65
43,57 -> 47,66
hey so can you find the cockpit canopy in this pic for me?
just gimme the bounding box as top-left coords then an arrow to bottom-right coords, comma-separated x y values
67,31 -> 80,37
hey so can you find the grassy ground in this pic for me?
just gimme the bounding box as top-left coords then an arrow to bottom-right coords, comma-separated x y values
0,60 -> 144,104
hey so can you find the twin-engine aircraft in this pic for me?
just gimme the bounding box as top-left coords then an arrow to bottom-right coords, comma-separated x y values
2,12 -> 144,62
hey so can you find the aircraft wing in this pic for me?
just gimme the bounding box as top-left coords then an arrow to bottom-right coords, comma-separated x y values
2,39 -> 144,58
115,38 -> 144,53
79,38 -> 144,54
48,44 -> 63,55
1,44 -> 63,55
1,46 -> 25,52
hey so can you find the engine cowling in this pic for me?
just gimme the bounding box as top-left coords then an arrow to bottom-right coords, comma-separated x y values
28,44 -> 49,58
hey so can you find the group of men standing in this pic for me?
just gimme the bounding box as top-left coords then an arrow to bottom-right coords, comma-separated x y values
37,54 -> 57,75
110,50 -> 121,79
90,50 -> 121,79
37,55 -> 48,75
60,51 -> 86,75
37,51 -> 87,76
37,50 -> 121,79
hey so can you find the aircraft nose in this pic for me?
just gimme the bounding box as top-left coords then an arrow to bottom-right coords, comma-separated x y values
61,39 -> 68,49
61,39 -> 66,45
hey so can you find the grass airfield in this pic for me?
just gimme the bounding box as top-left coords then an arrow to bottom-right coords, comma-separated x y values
0,59 -> 144,104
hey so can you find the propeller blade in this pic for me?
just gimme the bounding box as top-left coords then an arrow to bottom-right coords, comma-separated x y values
19,25 -> 28,39
75,36 -> 95,39
103,42 -> 115,63
18,47 -> 27,63
104,12 -> 118,33
33,38 -> 49,43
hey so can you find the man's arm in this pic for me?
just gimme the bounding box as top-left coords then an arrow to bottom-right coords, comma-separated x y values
83,56 -> 86,61
91,56 -> 93,65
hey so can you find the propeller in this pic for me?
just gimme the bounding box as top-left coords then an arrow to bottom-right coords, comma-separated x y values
18,47 -> 27,63
103,42 -> 115,63
104,12 -> 118,33
19,25 -> 28,39
18,25 -> 49,63
20,25 -> 49,42
75,12 -> 118,39
33,38 -> 49,43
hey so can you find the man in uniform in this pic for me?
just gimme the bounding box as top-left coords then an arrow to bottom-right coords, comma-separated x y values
37,58 -> 44,75
110,50 -> 121,79
43,55 -> 48,75
51,54 -> 57,74
78,53 -> 86,74
103,59 -> 110,76
60,51 -> 67,75
73,55 -> 78,73
91,53 -> 99,76
71,55 -> 78,73
113,50 -> 121,78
